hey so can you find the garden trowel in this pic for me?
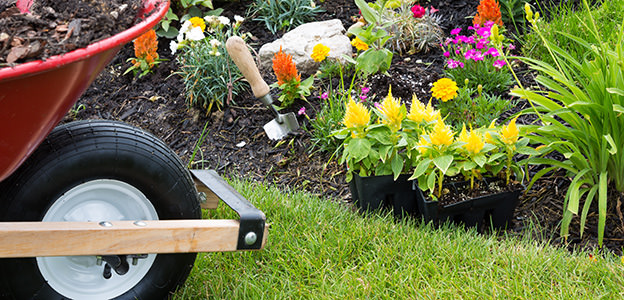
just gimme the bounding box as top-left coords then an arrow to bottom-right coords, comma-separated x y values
225,36 -> 299,141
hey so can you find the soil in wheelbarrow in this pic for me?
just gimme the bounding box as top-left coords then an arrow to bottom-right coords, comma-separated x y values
0,0 -> 141,65
6,0 -> 616,255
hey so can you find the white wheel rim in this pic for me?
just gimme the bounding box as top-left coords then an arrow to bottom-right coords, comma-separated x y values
37,179 -> 158,300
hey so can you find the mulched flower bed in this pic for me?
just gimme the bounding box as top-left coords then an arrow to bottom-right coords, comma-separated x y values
4,0 -> 620,254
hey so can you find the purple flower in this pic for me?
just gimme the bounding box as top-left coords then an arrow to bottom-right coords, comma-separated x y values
451,27 -> 462,35
319,92 -> 329,99
298,107 -> 306,116
443,51 -> 450,58
361,87 -> 370,94
493,59 -> 506,69
485,47 -> 500,57
447,59 -> 464,69
484,21 -> 495,28
360,95 -> 367,101
508,43 -> 516,50
465,49 -> 484,61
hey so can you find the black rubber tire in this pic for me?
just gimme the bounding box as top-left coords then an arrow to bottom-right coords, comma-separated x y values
0,120 -> 201,300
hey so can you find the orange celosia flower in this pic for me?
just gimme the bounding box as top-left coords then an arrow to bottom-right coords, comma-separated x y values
133,29 -> 159,67
473,0 -> 503,27
272,46 -> 301,86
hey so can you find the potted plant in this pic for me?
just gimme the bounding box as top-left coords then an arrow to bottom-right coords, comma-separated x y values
409,114 -> 529,230
334,87 -> 439,217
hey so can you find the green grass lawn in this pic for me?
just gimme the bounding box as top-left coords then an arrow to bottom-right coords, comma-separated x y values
173,178 -> 624,299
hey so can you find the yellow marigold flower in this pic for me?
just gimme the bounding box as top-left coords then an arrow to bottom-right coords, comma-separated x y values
430,120 -> 454,147
459,124 -> 485,155
351,37 -> 369,51
189,17 -> 206,32
431,78 -> 458,102
500,116 -> 519,145
379,86 -> 405,132
343,96 -> 370,129
311,43 -> 330,62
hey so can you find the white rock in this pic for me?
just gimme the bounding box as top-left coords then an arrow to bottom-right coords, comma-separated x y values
258,19 -> 353,75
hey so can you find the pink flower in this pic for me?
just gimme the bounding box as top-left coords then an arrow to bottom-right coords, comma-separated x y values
477,27 -> 491,38
374,102 -> 382,109
298,107 -> 306,116
476,38 -> 489,49
319,92 -> 329,99
443,51 -> 450,58
447,59 -> 464,69
429,6 -> 439,14
485,47 -> 500,57
493,59 -> 506,69
360,95 -> 367,101
411,5 -> 425,18
451,28 -> 462,35
508,43 -> 516,50
361,87 -> 370,94
484,21 -> 495,28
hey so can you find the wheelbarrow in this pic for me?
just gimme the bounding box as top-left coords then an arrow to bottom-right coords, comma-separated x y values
0,1 -> 267,299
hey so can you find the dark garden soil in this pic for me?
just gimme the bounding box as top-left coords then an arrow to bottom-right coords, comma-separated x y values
2,0 -> 622,255
0,0 -> 141,65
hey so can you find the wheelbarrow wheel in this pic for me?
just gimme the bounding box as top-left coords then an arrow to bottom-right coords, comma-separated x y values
0,120 -> 201,300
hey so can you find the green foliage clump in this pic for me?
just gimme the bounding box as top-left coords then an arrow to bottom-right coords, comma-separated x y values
249,0 -> 324,34
387,3 -> 444,54
438,82 -> 513,130
521,0 -> 624,68
175,17 -> 247,112
156,0 -> 221,38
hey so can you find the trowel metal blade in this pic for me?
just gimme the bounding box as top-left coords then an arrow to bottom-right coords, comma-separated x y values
263,112 -> 299,140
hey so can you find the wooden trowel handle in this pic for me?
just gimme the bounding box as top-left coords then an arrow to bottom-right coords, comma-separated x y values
226,36 -> 270,99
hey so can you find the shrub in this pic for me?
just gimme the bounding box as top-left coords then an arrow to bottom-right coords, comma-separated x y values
387,4 -> 444,55
249,0 -> 324,34
440,22 -> 514,95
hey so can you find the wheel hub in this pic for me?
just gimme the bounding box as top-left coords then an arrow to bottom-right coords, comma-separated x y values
36,179 -> 158,299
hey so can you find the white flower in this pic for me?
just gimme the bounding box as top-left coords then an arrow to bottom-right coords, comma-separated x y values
209,39 -> 221,47
169,41 -> 178,54
218,16 -> 230,26
234,15 -> 244,23
180,20 -> 191,34
186,26 -> 205,41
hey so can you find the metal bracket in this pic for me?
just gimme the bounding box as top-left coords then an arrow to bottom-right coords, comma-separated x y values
190,170 -> 266,250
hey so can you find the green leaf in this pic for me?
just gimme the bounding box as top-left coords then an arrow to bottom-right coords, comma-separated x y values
607,87 -> 624,96
355,0 -> 378,24
433,155 -> 453,174
473,155 -> 486,168
347,138 -> 371,161
598,172 -> 607,247
391,155 -> 404,180
409,158 -> 432,180
604,134 -> 617,155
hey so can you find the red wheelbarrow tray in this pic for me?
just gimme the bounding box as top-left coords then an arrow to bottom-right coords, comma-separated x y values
0,0 -> 266,258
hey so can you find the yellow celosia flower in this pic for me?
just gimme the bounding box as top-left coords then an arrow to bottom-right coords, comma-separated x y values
500,116 -> 519,145
431,78 -> 458,102
459,124 -> 485,155
351,37 -> 369,51
407,96 -> 440,123
343,97 -> 370,129
311,43 -> 330,62
379,86 -> 405,132
416,136 -> 430,155
484,120 -> 497,144
189,17 -> 206,32
430,120 -> 454,147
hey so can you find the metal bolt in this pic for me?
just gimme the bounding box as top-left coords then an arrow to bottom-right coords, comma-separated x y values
96,256 -> 103,266
132,257 -> 139,265
197,192 -> 207,204
244,232 -> 257,245
133,221 -> 147,227
99,221 -> 113,227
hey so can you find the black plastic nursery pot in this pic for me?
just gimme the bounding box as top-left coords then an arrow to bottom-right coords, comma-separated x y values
349,173 -> 417,217
414,178 -> 523,230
